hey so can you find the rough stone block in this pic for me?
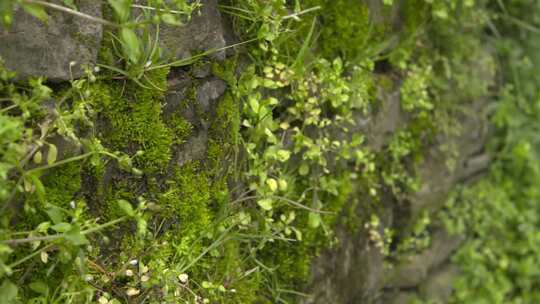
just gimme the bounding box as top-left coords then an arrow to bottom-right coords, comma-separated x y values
156,0 -> 231,61
0,1 -> 102,81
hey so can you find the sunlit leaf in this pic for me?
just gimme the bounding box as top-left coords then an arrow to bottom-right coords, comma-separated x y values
117,199 -> 135,217
120,27 -> 141,64
266,178 -> 278,192
0,1 -> 15,28
107,0 -> 131,22
0,280 -> 17,303
308,212 -> 321,228
46,207 -> 64,224
47,144 -> 57,165
21,3 -> 48,23
29,173 -> 45,203
64,225 -> 88,245
257,198 -> 273,211
51,222 -> 71,233
161,13 -> 180,25
29,281 -> 48,295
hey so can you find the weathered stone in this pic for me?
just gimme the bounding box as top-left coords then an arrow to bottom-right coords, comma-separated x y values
154,0 -> 231,61
0,0 -> 102,81
363,88 -> 407,151
165,69 -> 228,166
408,96 -> 490,218
196,78 -> 227,113
302,192 -> 396,304
381,291 -> 419,304
164,71 -> 194,119
303,234 -> 386,304
386,229 -> 464,288
175,130 -> 208,166
304,72 -> 491,302
419,264 -> 460,303
192,62 -> 212,78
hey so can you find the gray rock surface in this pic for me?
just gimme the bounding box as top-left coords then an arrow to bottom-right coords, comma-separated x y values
0,0 -> 102,81
419,264 -> 460,303
387,229 -> 464,288
381,291 -> 418,304
154,0 -> 232,61
303,45 -> 494,302
363,88 -> 407,151
303,229 -> 386,304
165,70 -> 227,166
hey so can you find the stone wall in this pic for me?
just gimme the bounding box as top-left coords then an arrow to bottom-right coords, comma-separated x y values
0,1 -> 493,303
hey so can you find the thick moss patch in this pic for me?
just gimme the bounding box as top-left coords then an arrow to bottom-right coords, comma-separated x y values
89,68 -> 182,174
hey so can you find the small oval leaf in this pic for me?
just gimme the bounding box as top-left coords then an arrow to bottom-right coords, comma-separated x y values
47,144 -> 57,165
120,27 -> 141,64
257,198 -> 273,211
117,199 -> 135,217
51,222 -> 72,233
33,151 -> 42,164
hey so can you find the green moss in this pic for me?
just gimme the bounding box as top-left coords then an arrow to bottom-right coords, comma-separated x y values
110,156 -> 253,302
305,0 -> 384,61
387,0 -> 430,68
215,93 -> 240,146
89,68 -> 173,173
40,162 -> 81,208
206,92 -> 240,176
71,29 -> 100,51
259,174 -> 353,293
220,245 -> 261,303
166,114 -> 193,145
18,162 -> 81,231
162,162 -> 212,237
104,180 -> 137,221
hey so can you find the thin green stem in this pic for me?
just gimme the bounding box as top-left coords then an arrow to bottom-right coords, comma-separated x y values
500,14 -> 540,34
282,6 -> 321,20
0,104 -> 17,113
180,226 -> 234,272
279,196 -> 332,214
8,244 -> 55,268
82,216 -> 128,235
276,288 -> 313,298
27,152 -> 93,174
148,38 -> 258,70
131,4 -> 192,15
230,194 -> 333,214
22,0 -> 119,28
2,216 -> 128,246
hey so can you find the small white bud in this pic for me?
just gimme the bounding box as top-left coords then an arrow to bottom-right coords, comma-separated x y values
126,288 -> 140,296
125,269 -> 134,277
129,259 -> 138,266
40,251 -> 48,264
178,273 -> 188,284
98,296 -> 109,304
69,61 -> 77,67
